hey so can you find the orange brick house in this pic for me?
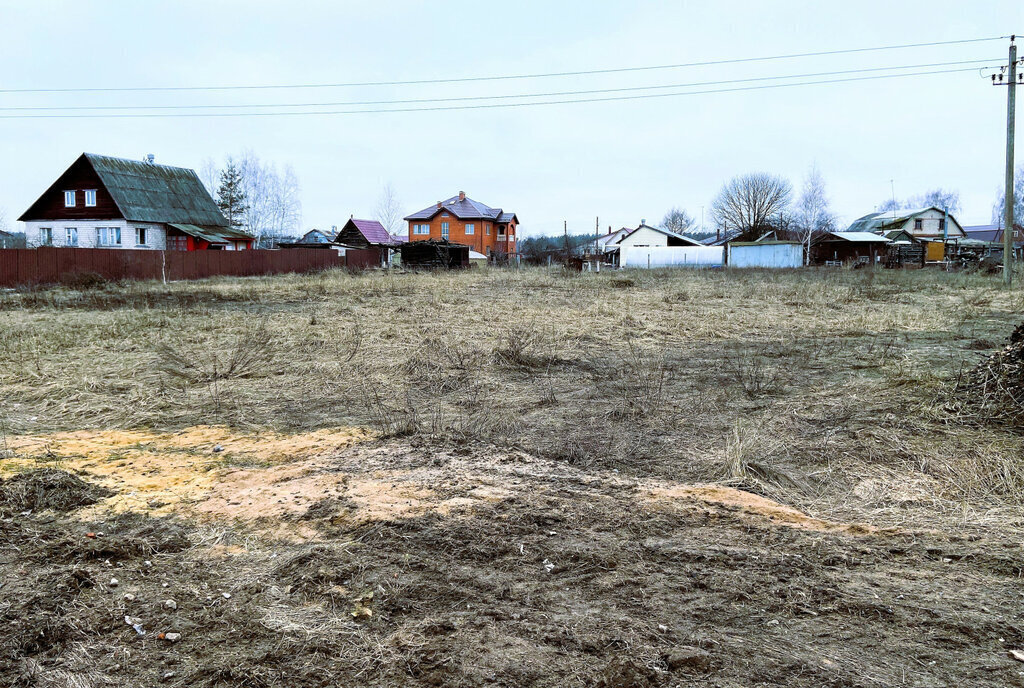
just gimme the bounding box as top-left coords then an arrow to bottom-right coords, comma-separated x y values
404,192 -> 518,257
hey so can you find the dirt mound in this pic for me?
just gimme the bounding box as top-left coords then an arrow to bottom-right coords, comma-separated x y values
955,321 -> 1024,425
0,469 -> 112,516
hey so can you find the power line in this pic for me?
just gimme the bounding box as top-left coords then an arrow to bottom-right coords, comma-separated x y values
0,59 -> 998,112
0,36 -> 1007,94
0,66 -> 993,119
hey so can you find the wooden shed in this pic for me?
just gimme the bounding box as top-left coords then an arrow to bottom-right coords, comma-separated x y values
399,240 -> 470,269
811,232 -> 891,265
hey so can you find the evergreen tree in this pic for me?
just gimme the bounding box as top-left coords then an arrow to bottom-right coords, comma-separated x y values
216,159 -> 248,227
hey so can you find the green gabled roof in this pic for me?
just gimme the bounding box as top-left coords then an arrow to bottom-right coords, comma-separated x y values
84,153 -> 230,227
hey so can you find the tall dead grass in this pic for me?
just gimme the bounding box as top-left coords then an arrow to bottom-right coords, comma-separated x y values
1,265 -> 1022,523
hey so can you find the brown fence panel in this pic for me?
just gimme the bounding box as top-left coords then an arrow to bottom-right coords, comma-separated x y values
167,251 -> 185,281
346,248 -> 380,270
208,251 -> 225,277
0,250 -> 19,287
17,250 -> 38,285
0,247 -> 358,287
56,248 -> 79,279
36,248 -> 59,283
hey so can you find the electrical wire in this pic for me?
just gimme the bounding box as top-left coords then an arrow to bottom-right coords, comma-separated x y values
0,59 -> 999,112
0,66 -> 994,119
0,36 -> 1007,94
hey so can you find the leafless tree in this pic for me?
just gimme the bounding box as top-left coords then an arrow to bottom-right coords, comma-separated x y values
711,173 -> 792,241
794,165 -> 836,264
991,163 -> 1024,228
374,183 -> 403,235
879,188 -> 961,214
208,151 -> 303,247
661,207 -> 696,234
911,189 -> 961,214
199,158 -> 219,196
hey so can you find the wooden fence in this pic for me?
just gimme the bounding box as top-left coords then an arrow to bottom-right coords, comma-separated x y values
0,247 -> 382,288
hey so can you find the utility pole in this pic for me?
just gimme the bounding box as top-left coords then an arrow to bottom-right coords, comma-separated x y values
993,36 -> 1019,285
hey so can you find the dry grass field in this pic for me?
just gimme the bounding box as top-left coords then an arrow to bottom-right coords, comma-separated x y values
2,265 -> 1024,687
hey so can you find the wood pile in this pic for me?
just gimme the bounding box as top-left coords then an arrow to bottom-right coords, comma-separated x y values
955,321 -> 1024,425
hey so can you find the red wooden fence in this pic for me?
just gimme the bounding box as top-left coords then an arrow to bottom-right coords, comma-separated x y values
0,247 -> 383,288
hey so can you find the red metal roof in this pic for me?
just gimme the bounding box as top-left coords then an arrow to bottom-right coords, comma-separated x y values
348,219 -> 399,245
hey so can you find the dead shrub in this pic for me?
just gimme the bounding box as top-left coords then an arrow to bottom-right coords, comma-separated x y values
594,341 -> 670,420
157,317 -> 275,385
492,324 -> 555,369
61,271 -> 110,291
403,333 -> 484,396
724,342 -> 787,399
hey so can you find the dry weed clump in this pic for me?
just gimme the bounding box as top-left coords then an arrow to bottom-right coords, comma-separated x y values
157,317 -> 276,385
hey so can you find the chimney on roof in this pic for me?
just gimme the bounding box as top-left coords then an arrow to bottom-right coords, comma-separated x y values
458,191 -> 466,201
436,201 -> 442,209
146,153 -> 155,164
350,214 -> 353,219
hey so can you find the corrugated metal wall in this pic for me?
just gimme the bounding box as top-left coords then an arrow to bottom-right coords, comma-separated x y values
728,243 -> 803,268
0,247 -> 380,287
619,245 -> 724,268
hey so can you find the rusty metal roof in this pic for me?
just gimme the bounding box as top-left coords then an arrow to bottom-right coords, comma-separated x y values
85,153 -> 230,227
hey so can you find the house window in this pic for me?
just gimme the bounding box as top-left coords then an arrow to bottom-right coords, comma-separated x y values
485,224 -> 490,236
938,219 -> 946,233
65,227 -> 78,246
84,190 -> 97,207
413,223 -> 430,235
914,219 -> 923,230
97,227 -> 121,246
441,222 -> 449,239
465,223 -> 475,235
40,227 -> 53,245
136,227 -> 148,245
64,191 -> 76,207
167,235 -> 189,251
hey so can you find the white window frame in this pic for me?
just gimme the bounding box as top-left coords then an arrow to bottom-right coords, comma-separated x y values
63,191 -> 76,207
97,227 -> 121,247
136,227 -> 148,246
485,224 -> 490,236
65,227 -> 78,246
441,222 -> 450,239
84,190 -> 97,207
465,223 -> 475,235
40,227 -> 53,245
413,223 -> 430,236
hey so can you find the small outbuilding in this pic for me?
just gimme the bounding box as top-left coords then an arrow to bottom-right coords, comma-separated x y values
812,231 -> 891,265
399,239 -> 470,269
727,241 -> 803,268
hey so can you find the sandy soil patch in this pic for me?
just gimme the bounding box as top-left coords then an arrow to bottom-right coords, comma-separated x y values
1,425 -> 371,518
644,484 -> 881,535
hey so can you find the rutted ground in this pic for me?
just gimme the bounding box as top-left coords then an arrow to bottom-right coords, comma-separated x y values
2,428 -> 1024,687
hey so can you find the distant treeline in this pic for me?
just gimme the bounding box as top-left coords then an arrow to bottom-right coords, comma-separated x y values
518,233 -> 595,261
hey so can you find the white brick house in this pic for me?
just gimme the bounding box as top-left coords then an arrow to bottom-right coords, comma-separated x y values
19,153 -> 253,251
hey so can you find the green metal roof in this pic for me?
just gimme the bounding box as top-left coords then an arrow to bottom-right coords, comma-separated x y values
85,153 -> 231,227
168,223 -> 251,244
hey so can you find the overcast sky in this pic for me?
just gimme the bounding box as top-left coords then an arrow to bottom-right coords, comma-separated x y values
1,0 -> 1020,236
